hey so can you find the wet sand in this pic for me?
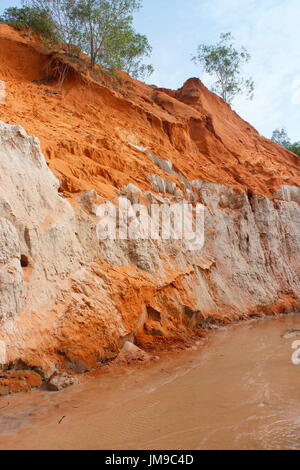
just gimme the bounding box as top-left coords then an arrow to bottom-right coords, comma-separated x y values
0,314 -> 299,450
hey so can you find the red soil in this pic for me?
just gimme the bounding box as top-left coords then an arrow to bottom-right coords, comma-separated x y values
0,25 -> 299,394
0,24 -> 299,203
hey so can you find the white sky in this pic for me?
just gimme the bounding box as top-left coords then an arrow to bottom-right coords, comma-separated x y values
133,0 -> 300,142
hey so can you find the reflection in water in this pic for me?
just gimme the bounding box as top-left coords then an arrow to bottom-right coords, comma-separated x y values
0,315 -> 299,450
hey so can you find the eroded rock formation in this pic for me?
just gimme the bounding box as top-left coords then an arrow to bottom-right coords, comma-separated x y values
0,25 -> 299,392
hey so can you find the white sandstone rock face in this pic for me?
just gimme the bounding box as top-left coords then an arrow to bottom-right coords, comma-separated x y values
0,121 -> 122,367
0,121 -> 86,322
195,184 -> 300,313
0,340 -> 6,364
97,180 -> 300,317
0,218 -> 26,320
273,185 -> 300,203
0,120 -> 299,373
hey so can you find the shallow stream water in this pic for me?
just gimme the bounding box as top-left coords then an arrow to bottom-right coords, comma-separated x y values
0,314 -> 299,450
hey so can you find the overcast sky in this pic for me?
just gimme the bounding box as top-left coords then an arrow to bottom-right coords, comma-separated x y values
1,0 -> 299,141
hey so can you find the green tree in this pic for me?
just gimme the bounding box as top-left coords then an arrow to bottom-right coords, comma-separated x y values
4,0 -> 153,78
271,128 -> 300,157
192,32 -> 254,104
77,0 -> 152,75
24,0 -> 83,55
271,128 -> 291,148
0,5 -> 57,41
289,142 -> 300,158
98,18 -> 153,79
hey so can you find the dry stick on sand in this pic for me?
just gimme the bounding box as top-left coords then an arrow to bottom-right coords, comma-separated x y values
58,415 -> 66,424
0,402 -> 9,410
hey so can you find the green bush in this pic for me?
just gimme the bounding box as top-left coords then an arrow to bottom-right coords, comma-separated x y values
289,142 -> 300,158
0,6 -> 57,41
272,129 -> 300,158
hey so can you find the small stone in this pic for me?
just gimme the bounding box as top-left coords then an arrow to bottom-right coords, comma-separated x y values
47,373 -> 78,392
115,341 -> 152,364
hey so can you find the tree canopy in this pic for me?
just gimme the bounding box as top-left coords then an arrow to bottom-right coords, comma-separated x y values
192,32 -> 254,105
1,1 -> 153,79
271,128 -> 291,148
77,0 -> 141,67
0,5 -> 57,42
271,128 -> 300,158
97,18 -> 154,79
289,142 -> 300,157
26,0 -> 83,55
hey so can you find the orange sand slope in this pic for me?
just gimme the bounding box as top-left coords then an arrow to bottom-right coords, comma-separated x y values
0,24 -> 299,201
